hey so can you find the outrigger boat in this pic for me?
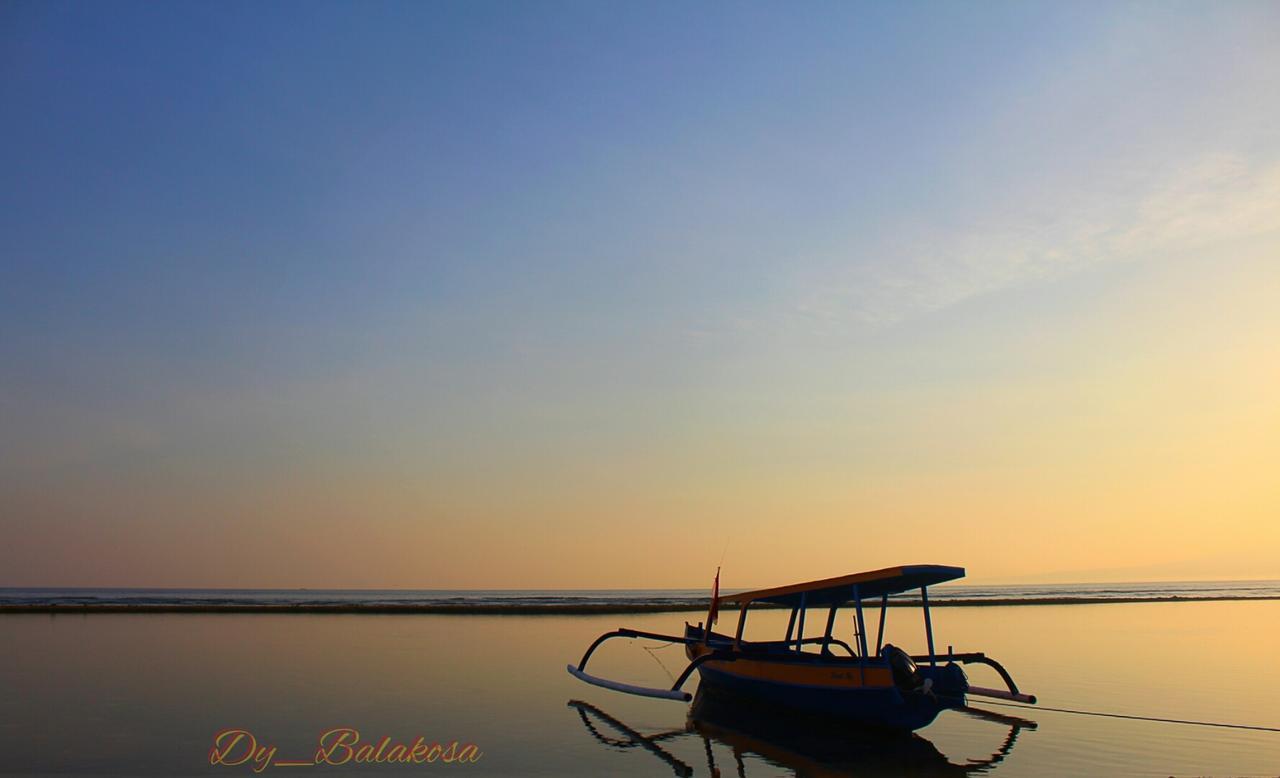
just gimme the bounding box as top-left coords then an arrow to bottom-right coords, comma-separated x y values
567,564 -> 1036,731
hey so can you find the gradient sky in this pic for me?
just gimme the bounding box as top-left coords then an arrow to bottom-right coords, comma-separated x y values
2,1 -> 1278,588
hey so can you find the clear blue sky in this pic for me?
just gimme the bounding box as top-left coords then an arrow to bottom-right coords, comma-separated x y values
3,1 -> 1278,587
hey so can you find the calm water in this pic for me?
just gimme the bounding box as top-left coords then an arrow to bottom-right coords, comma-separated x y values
2,601 -> 1278,776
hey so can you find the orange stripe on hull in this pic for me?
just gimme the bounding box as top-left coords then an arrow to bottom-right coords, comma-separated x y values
689,644 -> 893,689
703,659 -> 894,688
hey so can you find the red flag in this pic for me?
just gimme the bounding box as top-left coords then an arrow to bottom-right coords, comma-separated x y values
707,566 -> 721,627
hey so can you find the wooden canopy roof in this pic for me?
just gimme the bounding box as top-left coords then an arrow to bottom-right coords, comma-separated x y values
720,564 -> 965,608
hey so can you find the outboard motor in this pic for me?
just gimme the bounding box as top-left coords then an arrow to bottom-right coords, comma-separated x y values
881,644 -> 924,691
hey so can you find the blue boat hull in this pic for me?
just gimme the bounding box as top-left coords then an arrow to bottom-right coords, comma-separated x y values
695,662 -> 952,731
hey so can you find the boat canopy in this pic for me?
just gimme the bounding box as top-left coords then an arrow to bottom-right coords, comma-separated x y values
720,565 -> 965,608
566,561 -> 1037,712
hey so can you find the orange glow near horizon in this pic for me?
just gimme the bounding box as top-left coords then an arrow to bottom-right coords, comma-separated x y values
5,242 -> 1277,590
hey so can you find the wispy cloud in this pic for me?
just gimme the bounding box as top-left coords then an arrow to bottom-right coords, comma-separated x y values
797,153 -> 1280,329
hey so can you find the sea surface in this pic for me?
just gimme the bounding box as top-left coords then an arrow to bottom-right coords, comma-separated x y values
2,584 -> 1278,776
3,579 -> 1279,609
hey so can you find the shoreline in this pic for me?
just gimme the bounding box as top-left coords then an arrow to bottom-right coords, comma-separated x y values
2,595 -> 1278,615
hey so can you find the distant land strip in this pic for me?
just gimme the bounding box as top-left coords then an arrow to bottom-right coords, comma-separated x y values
2,595 -> 1279,615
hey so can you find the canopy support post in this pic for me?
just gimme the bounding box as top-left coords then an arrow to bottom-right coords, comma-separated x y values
822,605 -> 838,655
853,585 -> 868,658
875,594 -> 888,656
794,592 -> 807,651
921,586 -> 936,666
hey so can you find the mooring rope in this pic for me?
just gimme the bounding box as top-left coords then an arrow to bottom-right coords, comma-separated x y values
980,700 -> 1280,733
638,641 -> 678,683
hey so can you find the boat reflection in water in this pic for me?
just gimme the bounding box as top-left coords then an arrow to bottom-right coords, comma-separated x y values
568,687 -> 1035,777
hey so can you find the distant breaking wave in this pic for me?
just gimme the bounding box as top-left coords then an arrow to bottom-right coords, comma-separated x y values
1,581 -> 1278,614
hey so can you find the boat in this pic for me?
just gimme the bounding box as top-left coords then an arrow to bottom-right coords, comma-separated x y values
567,564 -> 1036,731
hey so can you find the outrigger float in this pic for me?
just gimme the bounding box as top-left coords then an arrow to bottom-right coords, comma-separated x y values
567,565 -> 1036,731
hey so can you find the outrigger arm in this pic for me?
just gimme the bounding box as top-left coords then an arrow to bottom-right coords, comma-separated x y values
913,651 -> 1037,704
568,630 -> 1036,705
567,628 -> 736,702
